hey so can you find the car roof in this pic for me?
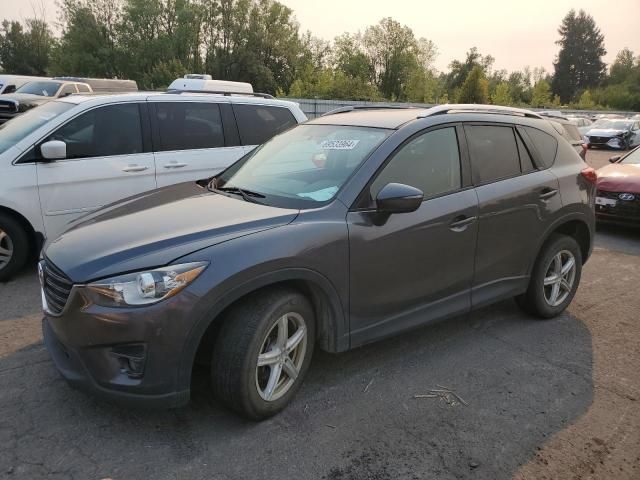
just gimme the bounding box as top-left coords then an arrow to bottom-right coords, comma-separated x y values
309,108 -> 422,129
57,91 -> 301,109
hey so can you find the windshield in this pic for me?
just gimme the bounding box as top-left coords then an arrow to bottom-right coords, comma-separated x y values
593,120 -> 632,130
0,101 -> 73,154
15,81 -> 61,97
216,124 -> 391,208
622,148 -> 640,165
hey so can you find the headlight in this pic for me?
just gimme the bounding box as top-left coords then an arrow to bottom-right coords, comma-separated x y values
84,262 -> 208,307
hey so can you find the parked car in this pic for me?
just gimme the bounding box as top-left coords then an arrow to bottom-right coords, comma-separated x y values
0,75 -> 49,95
0,89 -> 306,280
566,116 -> 593,135
594,147 -> 640,226
549,118 -> 588,160
40,104 -> 596,419
0,77 -> 138,124
584,119 -> 640,150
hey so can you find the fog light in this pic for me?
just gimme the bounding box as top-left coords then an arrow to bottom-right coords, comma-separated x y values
110,344 -> 147,379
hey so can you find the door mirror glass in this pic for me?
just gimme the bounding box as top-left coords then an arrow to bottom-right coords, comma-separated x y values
609,155 -> 621,163
376,183 -> 423,214
40,140 -> 67,160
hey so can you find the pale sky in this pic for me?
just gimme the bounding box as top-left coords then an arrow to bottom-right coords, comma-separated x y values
2,0 -> 639,73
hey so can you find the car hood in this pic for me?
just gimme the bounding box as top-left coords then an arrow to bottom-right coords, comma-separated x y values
587,128 -> 627,137
597,163 -> 640,194
44,182 -> 299,282
0,93 -> 50,111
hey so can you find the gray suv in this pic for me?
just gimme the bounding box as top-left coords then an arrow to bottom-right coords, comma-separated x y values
41,104 -> 596,419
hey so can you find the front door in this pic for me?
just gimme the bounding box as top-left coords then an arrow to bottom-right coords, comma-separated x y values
36,103 -> 156,240
347,126 -> 479,346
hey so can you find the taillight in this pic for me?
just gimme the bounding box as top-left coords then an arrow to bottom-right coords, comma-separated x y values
581,167 -> 597,184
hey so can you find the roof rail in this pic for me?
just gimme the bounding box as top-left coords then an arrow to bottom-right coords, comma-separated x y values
418,104 -> 544,120
321,105 -> 421,117
165,89 -> 274,99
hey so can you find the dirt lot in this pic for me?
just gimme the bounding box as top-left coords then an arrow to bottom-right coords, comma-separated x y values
0,148 -> 638,479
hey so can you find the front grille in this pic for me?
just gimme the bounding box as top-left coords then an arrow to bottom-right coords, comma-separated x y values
589,136 -> 611,144
0,100 -> 18,113
41,260 -> 73,314
597,190 -> 640,218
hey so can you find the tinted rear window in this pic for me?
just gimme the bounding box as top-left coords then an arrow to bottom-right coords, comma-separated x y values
523,127 -> 558,168
233,104 -> 297,145
154,102 -> 224,151
465,125 -> 521,184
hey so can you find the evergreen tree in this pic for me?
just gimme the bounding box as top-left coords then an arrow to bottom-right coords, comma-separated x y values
457,66 -> 489,104
552,9 -> 606,103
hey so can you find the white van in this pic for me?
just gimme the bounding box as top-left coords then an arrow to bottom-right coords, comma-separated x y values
0,75 -> 49,94
0,89 -> 306,280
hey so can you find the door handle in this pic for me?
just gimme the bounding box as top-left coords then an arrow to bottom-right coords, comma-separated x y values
164,162 -> 187,169
539,188 -> 558,200
449,215 -> 476,231
122,165 -> 148,172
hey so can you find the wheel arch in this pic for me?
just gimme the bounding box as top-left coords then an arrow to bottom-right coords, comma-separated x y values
0,205 -> 42,255
531,213 -> 593,274
180,268 -> 349,392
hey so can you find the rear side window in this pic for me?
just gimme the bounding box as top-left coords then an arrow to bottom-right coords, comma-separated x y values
515,131 -> 536,173
76,84 -> 91,93
523,127 -> 558,168
154,102 -> 225,151
465,125 -> 521,184
233,104 -> 297,146
59,84 -> 77,97
47,103 -> 143,159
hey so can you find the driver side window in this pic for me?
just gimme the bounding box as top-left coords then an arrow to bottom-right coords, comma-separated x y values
370,127 -> 462,201
45,103 -> 143,159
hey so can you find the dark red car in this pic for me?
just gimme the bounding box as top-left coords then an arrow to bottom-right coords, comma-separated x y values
595,147 -> 640,226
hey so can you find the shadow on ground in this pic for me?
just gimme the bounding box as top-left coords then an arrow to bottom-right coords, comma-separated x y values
0,300 -> 593,480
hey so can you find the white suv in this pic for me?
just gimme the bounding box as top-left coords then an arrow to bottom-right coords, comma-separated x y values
0,91 -> 306,280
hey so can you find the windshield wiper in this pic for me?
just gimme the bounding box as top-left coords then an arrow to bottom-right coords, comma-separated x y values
209,184 -> 266,205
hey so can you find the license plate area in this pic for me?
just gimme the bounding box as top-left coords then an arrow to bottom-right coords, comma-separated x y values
595,197 -> 617,207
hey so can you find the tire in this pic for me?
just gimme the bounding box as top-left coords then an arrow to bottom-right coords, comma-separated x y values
516,234 -> 582,319
0,213 -> 30,282
211,287 -> 315,420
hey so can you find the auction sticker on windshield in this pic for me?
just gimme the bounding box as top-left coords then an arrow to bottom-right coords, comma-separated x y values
320,140 -> 360,150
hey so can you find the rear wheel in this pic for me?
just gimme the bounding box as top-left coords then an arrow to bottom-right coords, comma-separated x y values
211,288 -> 315,420
0,213 -> 29,282
516,234 -> 582,318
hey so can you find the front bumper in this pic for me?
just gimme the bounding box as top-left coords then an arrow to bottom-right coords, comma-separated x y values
595,190 -> 640,227
42,283 -> 203,409
588,135 -> 627,149
43,318 -> 190,408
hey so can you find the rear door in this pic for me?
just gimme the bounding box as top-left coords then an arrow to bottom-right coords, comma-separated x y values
36,102 -> 156,240
151,100 -> 245,187
464,123 -> 561,307
232,103 -> 298,155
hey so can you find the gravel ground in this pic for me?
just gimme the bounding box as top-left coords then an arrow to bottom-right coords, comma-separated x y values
0,146 -> 638,480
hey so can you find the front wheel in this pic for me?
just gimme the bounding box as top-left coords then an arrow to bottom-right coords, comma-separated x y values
211,288 -> 315,420
516,234 -> 582,318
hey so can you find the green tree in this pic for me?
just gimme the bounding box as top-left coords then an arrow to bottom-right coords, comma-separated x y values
491,82 -> 512,106
609,47 -> 636,84
0,19 -> 55,75
531,79 -> 552,107
552,9 -> 606,103
457,65 -> 488,103
576,89 -> 595,109
447,47 -> 494,95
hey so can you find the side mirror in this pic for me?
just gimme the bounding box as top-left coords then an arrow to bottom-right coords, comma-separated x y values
40,140 -> 67,160
609,155 -> 621,164
376,183 -> 423,214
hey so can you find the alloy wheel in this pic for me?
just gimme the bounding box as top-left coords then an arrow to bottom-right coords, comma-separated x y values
0,229 -> 14,270
543,249 -> 576,307
255,312 -> 307,402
